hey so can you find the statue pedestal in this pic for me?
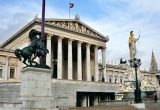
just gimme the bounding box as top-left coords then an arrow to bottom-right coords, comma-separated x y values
21,67 -> 52,110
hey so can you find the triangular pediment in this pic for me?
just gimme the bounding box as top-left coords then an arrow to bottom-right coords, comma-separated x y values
40,18 -> 109,42
0,18 -> 109,48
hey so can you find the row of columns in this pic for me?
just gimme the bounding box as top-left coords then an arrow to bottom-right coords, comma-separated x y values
46,35 -> 107,82
81,95 -> 112,107
2,56 -> 15,80
108,75 -> 124,83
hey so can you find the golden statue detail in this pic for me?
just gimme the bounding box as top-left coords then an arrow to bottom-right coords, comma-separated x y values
129,31 -> 140,59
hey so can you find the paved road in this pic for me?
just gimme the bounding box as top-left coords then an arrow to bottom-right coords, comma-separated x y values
68,102 -> 160,110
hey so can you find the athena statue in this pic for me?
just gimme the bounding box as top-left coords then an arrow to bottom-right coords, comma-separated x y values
129,31 -> 140,59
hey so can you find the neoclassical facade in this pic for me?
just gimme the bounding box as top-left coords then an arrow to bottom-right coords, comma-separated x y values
0,18 -> 109,83
0,18 -> 160,108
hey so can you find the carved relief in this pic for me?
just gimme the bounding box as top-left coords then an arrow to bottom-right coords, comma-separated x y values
48,21 -> 103,39
75,22 -> 80,31
90,31 -> 94,36
70,22 -> 75,30
61,22 -> 66,28
50,21 -> 55,25
86,29 -> 91,35
81,26 -> 86,33
57,22 -> 61,27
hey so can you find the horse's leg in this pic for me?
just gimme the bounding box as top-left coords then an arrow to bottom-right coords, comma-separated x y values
23,58 -> 28,66
32,53 -> 37,61
28,56 -> 32,66
31,53 -> 38,65
32,61 -> 38,65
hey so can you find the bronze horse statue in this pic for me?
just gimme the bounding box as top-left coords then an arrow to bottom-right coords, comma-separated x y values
14,29 -> 49,67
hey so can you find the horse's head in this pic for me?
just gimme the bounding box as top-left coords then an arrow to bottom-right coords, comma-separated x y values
29,29 -> 41,41
30,29 -> 41,35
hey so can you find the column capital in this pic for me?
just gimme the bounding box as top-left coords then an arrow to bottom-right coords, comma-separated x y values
78,41 -> 83,44
47,34 -> 52,40
68,39 -> 74,43
47,33 -> 52,37
86,43 -> 91,48
58,36 -> 64,40
77,41 -> 83,46
94,45 -> 98,50
102,46 -> 107,50
6,56 -> 9,60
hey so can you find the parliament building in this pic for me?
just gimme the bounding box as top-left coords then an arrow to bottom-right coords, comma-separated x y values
0,17 -> 160,109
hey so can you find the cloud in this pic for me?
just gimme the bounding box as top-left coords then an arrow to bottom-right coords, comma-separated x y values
131,0 -> 160,13
0,0 -> 160,70
81,1 -> 160,70
0,0 -> 67,44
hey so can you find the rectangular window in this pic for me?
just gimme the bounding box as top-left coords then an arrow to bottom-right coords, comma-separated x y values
10,67 -> 15,79
109,78 -> 112,83
115,79 -> 117,83
0,66 -> 3,78
120,79 -> 123,83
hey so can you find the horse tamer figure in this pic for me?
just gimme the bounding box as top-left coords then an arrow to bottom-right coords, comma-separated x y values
14,29 -> 49,68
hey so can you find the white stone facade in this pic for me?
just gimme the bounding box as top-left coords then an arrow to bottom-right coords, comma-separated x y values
0,18 -> 159,108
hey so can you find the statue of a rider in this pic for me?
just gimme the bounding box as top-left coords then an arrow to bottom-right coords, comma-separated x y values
14,29 -> 49,68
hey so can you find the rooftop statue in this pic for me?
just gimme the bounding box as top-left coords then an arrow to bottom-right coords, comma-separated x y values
120,57 -> 127,64
14,29 -> 49,68
129,31 -> 140,59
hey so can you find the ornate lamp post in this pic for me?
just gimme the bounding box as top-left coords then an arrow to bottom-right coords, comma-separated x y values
129,58 -> 142,103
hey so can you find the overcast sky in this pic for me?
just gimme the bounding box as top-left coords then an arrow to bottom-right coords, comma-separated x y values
0,0 -> 160,70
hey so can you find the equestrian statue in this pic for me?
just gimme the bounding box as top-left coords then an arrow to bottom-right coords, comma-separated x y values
14,29 -> 49,68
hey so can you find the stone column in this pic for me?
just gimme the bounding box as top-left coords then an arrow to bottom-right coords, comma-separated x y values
82,96 -> 87,107
77,41 -> 82,80
113,73 -> 115,83
68,39 -> 73,80
94,46 -> 99,81
46,34 -> 52,67
57,36 -> 63,79
4,57 -> 9,80
94,96 -> 98,106
86,43 -> 91,81
102,47 -> 106,82
87,95 -> 90,107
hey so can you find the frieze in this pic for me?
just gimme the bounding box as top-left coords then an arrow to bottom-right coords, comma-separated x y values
46,20 -> 104,40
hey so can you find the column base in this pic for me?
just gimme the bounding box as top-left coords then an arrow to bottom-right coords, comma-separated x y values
134,89 -> 142,103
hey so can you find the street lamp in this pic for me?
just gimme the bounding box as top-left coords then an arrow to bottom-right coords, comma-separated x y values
129,58 -> 142,103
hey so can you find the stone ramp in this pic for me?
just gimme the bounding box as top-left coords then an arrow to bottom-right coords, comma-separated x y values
69,105 -> 138,110
69,103 -> 160,110
145,103 -> 160,110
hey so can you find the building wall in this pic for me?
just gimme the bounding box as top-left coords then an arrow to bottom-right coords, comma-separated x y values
51,79 -> 119,107
0,83 -> 20,103
0,50 -> 19,82
0,79 -> 119,108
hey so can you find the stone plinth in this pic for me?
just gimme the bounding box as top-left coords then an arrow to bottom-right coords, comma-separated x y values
131,103 -> 145,109
21,67 -> 52,110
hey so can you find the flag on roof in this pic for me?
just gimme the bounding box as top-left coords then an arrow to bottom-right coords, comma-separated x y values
70,3 -> 74,8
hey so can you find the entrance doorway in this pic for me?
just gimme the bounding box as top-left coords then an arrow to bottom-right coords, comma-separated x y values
76,92 -> 115,107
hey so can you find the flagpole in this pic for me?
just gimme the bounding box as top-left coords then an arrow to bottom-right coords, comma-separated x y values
69,2 -> 70,19
41,0 -> 45,40
40,0 -> 46,65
